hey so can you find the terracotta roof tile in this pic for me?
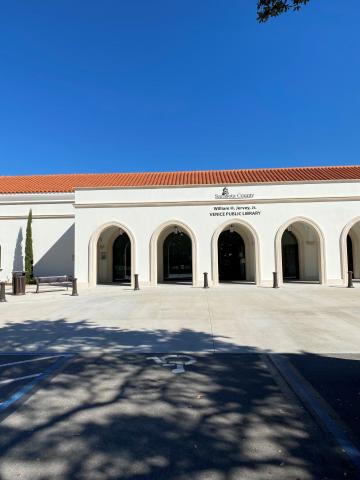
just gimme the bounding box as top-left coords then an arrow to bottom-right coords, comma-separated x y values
0,165 -> 360,194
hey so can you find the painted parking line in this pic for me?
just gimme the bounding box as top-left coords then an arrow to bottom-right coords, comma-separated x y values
268,354 -> 360,475
0,355 -> 63,368
0,354 -> 73,414
0,373 -> 42,385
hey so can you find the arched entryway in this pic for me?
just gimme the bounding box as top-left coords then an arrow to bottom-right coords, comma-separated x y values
340,218 -> 360,282
276,218 -> 325,284
281,230 -> 299,280
212,220 -> 259,285
150,221 -> 197,286
163,228 -> 192,282
88,222 -> 135,287
218,229 -> 246,281
112,232 -> 131,282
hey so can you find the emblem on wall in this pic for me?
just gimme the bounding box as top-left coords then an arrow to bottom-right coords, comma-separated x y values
215,187 -> 254,200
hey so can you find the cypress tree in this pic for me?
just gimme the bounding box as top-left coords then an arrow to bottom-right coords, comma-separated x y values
25,209 -> 34,283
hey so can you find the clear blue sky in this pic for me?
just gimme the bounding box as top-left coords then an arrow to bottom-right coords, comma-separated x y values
1,0 -> 359,175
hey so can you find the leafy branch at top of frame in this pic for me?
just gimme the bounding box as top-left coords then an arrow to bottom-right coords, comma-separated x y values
257,0 -> 310,23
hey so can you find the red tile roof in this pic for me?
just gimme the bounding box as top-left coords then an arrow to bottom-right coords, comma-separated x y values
0,165 -> 360,194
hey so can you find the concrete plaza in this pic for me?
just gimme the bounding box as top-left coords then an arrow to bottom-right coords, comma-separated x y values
1,283 -> 360,354
1,284 -> 360,479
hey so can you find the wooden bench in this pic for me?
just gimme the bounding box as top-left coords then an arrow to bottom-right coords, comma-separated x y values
35,275 -> 73,293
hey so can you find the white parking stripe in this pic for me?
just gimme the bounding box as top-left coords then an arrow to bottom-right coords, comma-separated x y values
0,355 -> 73,414
0,355 -> 62,368
0,373 -> 42,385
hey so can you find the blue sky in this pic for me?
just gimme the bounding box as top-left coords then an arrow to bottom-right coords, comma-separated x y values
0,0 -> 359,175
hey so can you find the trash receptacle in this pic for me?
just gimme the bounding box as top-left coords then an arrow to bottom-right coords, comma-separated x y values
12,271 -> 26,295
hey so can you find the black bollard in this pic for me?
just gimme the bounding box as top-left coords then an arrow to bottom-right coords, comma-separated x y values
0,282 -> 6,302
347,271 -> 354,288
134,274 -> 140,291
273,272 -> 279,289
203,272 -> 209,289
71,278 -> 79,296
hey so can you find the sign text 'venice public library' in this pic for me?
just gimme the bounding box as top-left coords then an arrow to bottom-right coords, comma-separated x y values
1,165 -> 360,288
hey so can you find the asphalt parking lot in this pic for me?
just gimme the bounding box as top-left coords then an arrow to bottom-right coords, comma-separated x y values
0,353 -> 359,480
286,353 -> 360,451
0,354 -> 71,418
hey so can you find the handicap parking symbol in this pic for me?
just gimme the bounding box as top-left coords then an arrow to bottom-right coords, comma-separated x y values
147,354 -> 197,374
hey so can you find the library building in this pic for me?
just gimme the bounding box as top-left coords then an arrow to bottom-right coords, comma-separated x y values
0,165 -> 360,288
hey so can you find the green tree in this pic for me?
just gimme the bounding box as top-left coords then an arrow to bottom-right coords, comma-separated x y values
25,209 -> 34,283
257,0 -> 310,22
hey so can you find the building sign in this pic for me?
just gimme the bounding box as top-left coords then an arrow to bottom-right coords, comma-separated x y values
210,205 -> 261,217
215,187 -> 254,200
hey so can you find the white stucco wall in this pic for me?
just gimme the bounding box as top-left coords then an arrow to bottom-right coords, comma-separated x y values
73,180 -> 360,287
0,193 -> 75,281
1,181 -> 360,287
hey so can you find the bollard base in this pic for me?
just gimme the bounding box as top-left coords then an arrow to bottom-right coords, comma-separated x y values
71,278 -> 79,296
0,283 -> 6,303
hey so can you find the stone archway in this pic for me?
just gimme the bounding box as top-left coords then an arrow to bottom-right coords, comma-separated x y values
340,217 -> 360,282
88,222 -> 136,287
211,219 -> 260,286
275,217 -> 325,285
150,220 -> 198,286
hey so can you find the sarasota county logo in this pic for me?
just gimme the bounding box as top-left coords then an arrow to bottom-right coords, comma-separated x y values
215,187 -> 254,200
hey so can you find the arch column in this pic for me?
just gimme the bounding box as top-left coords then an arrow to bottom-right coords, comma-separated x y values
211,219 -> 260,286
340,217 -> 360,283
88,221 -> 136,288
150,220 -> 198,286
275,217 -> 326,285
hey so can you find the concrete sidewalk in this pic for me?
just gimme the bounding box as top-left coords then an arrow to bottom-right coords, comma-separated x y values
0,283 -> 360,354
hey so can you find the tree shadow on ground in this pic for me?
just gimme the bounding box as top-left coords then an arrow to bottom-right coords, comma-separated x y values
0,319 -> 358,479
0,318 -> 229,353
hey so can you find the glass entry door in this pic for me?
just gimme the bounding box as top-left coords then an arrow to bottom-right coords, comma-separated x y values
163,231 -> 192,281
218,230 -> 246,281
113,233 -> 131,282
282,230 -> 299,280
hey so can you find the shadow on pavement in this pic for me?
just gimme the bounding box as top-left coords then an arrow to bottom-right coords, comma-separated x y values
0,319 -> 358,479
0,318 -> 226,353
286,353 -> 360,451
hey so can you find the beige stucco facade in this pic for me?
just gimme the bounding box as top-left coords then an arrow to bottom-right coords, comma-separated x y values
1,179 -> 360,287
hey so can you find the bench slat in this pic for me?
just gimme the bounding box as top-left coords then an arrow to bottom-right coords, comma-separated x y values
36,276 -> 70,283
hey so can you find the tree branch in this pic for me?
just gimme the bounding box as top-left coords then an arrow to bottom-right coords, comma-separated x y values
257,0 -> 310,23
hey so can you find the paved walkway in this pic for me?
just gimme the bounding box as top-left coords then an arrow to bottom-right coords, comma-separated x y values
1,283 -> 360,353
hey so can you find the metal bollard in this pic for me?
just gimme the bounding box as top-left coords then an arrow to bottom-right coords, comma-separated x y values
203,272 -> 209,289
71,278 -> 79,296
347,271 -> 354,288
273,272 -> 279,289
134,274 -> 140,291
0,282 -> 6,302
